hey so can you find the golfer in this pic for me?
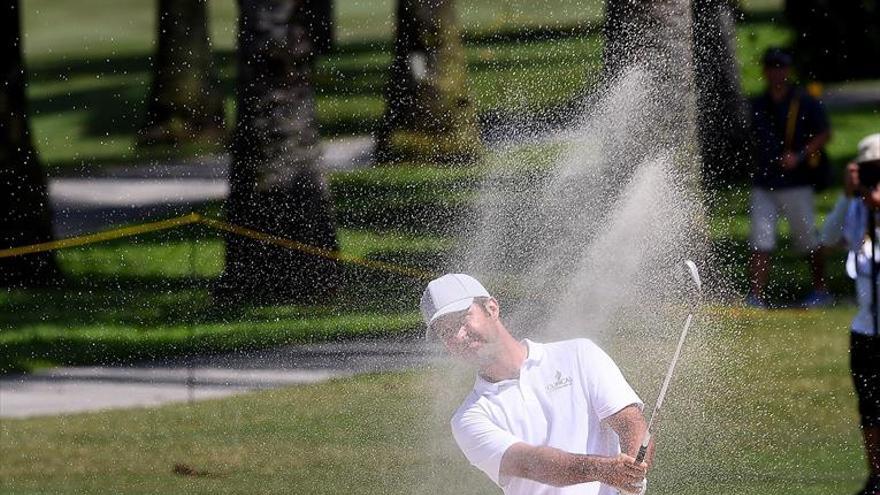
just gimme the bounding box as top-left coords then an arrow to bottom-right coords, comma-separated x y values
421,273 -> 651,495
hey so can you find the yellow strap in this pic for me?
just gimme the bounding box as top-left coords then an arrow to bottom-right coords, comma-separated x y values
200,217 -> 435,280
0,213 -> 203,259
784,93 -> 800,151
0,212 -> 435,281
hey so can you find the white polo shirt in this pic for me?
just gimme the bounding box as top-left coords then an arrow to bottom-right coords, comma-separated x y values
451,338 -> 642,495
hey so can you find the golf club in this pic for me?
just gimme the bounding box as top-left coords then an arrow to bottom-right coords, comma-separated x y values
634,259 -> 702,464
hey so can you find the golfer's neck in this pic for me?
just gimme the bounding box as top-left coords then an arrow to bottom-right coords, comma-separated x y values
479,336 -> 527,383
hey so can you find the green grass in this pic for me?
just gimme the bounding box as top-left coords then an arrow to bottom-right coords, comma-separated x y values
21,0 -> 604,61
30,35 -> 604,171
28,36 -> 601,170
23,0 -> 605,171
26,0 -> 879,172
0,161 -> 481,373
827,108 -> 880,165
9,0 -> 880,375
0,219 -> 457,372
0,307 -> 869,494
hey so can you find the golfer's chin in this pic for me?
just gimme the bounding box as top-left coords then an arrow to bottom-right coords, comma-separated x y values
451,340 -> 497,365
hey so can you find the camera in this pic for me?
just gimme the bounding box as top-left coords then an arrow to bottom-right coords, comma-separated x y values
858,160 -> 880,191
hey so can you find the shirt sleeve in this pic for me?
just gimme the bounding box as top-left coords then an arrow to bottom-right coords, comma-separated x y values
820,195 -> 849,248
451,400 -> 521,487
579,340 -> 643,421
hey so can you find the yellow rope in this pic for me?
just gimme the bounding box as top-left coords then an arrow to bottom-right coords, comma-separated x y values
200,217 -> 435,280
0,212 -> 436,281
0,213 -> 203,259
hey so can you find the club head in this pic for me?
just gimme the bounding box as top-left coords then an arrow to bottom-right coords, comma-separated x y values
684,259 -> 702,293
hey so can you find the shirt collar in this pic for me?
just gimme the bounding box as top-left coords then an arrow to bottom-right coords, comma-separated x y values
473,339 -> 544,394
522,339 -> 544,365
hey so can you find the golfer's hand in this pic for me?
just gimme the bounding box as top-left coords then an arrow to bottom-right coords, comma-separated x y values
597,453 -> 647,493
619,478 -> 648,495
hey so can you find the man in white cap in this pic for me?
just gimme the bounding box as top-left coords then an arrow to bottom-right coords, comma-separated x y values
821,133 -> 880,495
421,273 -> 650,495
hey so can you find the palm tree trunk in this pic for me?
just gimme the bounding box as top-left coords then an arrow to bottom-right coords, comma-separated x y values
304,0 -> 334,55
603,0 -> 697,162
693,0 -> 750,185
604,0 -> 748,185
0,0 -> 62,288
214,0 -> 339,306
140,0 -> 225,145
376,0 -> 482,164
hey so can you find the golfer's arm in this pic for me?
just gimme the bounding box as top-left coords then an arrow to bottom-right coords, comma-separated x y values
605,404 -> 651,463
499,443 -> 607,487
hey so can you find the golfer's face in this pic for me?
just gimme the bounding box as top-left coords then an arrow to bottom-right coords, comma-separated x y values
433,302 -> 494,361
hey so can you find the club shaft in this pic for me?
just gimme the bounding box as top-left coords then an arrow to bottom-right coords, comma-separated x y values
635,313 -> 693,464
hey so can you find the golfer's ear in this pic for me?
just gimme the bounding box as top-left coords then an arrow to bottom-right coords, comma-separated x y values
485,297 -> 500,318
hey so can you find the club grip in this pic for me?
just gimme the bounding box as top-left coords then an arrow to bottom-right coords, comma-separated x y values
634,431 -> 651,464
634,445 -> 648,464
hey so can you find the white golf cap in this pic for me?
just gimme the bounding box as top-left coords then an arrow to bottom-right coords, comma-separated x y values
857,133 -> 880,164
420,273 -> 491,328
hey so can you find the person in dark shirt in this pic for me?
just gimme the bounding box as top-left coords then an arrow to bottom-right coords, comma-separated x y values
746,47 -> 832,308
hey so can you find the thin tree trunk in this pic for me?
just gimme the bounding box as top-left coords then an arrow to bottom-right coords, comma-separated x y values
604,0 -> 748,187
304,0 -> 333,55
0,0 -> 62,288
376,0 -> 482,164
140,0 -> 225,145
693,0 -> 750,185
603,0 -> 696,159
214,0 -> 339,306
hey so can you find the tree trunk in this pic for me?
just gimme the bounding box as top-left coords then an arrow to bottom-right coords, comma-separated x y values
304,0 -> 333,55
603,0 -> 697,163
376,0 -> 483,164
786,0 -> 880,82
0,0 -> 63,288
214,0 -> 339,306
140,0 -> 225,145
604,0 -> 749,186
693,0 -> 751,186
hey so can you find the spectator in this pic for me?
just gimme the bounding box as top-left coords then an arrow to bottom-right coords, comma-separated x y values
821,133 -> 880,495
746,47 -> 832,308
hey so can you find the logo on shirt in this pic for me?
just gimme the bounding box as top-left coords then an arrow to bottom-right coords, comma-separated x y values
546,370 -> 573,393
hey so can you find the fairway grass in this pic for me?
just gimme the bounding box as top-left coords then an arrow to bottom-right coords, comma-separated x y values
1,306 -> 869,494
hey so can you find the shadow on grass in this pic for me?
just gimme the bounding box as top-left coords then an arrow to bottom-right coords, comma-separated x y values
709,234 -> 853,306
0,243 -> 451,373
32,23 -> 606,169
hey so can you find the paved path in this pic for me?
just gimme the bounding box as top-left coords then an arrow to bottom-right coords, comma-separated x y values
49,136 -> 373,237
0,336 -> 437,418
